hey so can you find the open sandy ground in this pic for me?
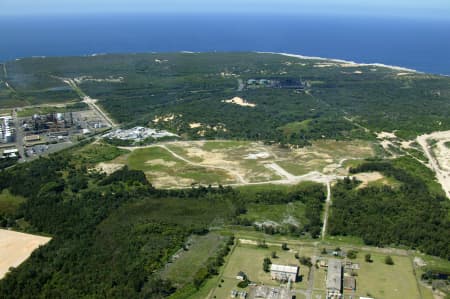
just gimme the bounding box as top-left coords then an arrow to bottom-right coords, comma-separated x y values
0,229 -> 51,279
417,131 -> 450,199
95,162 -> 124,175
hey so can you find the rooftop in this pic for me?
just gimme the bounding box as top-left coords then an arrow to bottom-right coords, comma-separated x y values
326,259 -> 342,291
270,264 -> 298,274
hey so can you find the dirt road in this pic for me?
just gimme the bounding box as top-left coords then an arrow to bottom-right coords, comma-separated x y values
61,78 -> 117,128
321,181 -> 331,240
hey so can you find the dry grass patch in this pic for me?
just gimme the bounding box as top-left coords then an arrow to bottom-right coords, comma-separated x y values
0,229 -> 51,279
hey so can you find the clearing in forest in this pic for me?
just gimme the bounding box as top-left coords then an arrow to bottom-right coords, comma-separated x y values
101,139 -> 374,188
0,229 -> 51,279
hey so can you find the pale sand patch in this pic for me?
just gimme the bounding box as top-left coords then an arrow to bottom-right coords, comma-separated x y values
145,159 -> 176,167
377,131 -> 397,139
0,229 -> 51,279
222,97 -> 256,107
95,163 -> 124,175
293,150 -> 332,160
153,114 -> 177,123
353,70 -> 363,74
417,131 -> 450,198
189,122 -> 202,129
400,140 -> 414,149
354,171 -> 384,188
397,72 -> 411,76
323,163 -> 341,174
244,152 -> 270,160
148,172 -> 195,188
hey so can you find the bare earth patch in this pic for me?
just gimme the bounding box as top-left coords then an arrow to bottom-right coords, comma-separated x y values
417,130 -> 450,198
354,172 -> 385,188
0,229 -> 51,279
95,162 -> 124,174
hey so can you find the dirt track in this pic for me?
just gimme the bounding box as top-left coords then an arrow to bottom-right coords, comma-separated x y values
0,229 -> 51,279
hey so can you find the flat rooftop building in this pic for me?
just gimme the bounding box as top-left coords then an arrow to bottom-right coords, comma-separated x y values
326,259 -> 343,299
270,264 -> 298,282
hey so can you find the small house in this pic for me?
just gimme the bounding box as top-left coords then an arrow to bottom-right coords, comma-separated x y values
236,271 -> 247,281
343,276 -> 356,291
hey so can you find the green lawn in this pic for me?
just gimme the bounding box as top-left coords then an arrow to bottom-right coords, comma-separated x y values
0,189 -> 26,215
162,233 -> 227,286
127,147 -> 181,171
240,201 -> 307,229
165,145 -> 204,163
74,142 -> 129,166
351,252 -> 422,299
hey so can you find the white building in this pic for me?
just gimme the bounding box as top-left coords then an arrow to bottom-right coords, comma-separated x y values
270,264 -> 298,282
326,259 -> 343,299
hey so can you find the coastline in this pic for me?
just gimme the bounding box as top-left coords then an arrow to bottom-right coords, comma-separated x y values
6,51 -> 426,75
258,51 -> 421,73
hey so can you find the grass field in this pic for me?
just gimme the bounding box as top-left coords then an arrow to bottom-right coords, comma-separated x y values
240,201 -> 307,229
162,233 -> 227,287
191,230 -> 439,299
0,189 -> 26,215
347,251 -> 423,299
74,142 -> 129,166
206,241 -> 317,299
123,147 -> 235,188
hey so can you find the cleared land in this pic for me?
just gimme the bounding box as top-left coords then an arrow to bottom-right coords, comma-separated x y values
0,229 -> 51,279
103,139 -> 374,188
417,130 -> 450,198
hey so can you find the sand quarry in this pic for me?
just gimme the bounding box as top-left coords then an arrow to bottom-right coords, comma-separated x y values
0,229 -> 51,279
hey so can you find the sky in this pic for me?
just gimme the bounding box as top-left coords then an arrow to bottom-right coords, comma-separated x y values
1,0 -> 450,20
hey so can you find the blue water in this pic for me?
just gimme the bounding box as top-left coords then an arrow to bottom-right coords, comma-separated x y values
1,14 -> 450,75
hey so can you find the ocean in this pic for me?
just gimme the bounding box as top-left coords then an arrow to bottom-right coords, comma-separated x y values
1,14 -> 449,75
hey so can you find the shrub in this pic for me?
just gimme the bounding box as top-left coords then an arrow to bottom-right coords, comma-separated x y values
385,255 -> 394,265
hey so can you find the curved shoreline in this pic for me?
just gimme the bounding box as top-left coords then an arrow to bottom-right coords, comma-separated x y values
258,51 -> 421,73
8,50 -> 450,77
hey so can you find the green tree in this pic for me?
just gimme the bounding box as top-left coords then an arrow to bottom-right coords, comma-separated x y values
263,258 -> 272,272
385,256 -> 394,265
347,250 -> 358,259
